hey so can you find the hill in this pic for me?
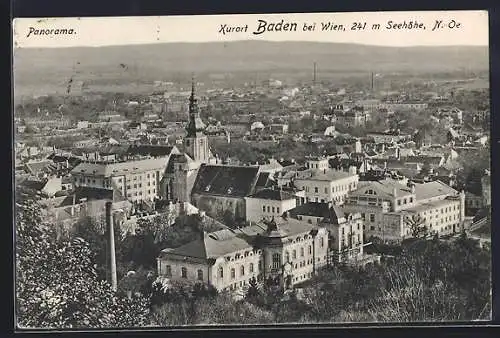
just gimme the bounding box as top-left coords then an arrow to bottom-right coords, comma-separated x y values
13,41 -> 489,97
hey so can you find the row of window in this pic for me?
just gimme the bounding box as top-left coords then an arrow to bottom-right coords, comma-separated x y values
396,196 -> 414,206
126,189 -> 156,198
302,184 -> 354,194
126,182 -> 156,189
262,205 -> 280,214
220,263 -> 258,280
165,266 -> 205,281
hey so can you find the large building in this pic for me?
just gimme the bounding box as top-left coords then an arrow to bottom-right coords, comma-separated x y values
157,217 -> 329,293
343,179 -> 465,242
294,168 -> 359,205
288,202 -> 365,264
71,148 -> 179,204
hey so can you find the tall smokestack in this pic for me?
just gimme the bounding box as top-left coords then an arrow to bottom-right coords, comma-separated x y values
371,72 -> 374,91
313,62 -> 317,85
105,201 -> 117,292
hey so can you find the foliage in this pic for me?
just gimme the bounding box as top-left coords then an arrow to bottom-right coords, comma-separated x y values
404,214 -> 428,239
15,192 -> 149,329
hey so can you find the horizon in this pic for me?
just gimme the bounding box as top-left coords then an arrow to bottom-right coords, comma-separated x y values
13,10 -> 488,48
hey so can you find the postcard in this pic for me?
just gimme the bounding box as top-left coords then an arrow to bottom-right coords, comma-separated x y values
12,10 -> 491,330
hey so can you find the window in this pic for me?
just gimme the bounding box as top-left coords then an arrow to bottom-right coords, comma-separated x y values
308,245 -> 312,255
285,251 -> 290,262
272,207 -> 275,213
409,197 -> 413,203
262,205 -> 266,212
181,267 -> 187,278
272,253 -> 281,269
218,266 -> 223,278
320,237 -> 324,248
361,213 -> 366,221
277,207 -> 280,214
397,200 -> 401,206
267,206 -> 270,213
197,269 -> 203,281
370,214 -> 375,222
250,263 -> 254,273
240,265 -> 245,276
166,265 -> 172,277
292,250 -> 297,259
231,268 -> 235,279
324,187 -> 328,194
300,248 -> 304,257
314,187 -> 319,193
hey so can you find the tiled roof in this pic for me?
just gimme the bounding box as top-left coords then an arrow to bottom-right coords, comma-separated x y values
248,188 -> 295,201
191,164 -> 260,197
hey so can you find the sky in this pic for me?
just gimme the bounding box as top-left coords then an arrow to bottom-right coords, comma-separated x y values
13,10 -> 489,48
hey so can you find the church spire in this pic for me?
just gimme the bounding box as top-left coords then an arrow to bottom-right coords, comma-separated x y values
186,74 -> 206,137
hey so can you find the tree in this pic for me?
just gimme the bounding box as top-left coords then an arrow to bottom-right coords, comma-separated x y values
404,214 -> 428,239
15,192 -> 149,329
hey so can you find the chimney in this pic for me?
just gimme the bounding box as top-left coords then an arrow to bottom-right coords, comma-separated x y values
105,202 -> 118,292
392,188 -> 397,197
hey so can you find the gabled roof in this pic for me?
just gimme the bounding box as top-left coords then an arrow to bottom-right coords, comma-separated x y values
191,164 -> 260,197
165,153 -> 194,173
350,179 -> 413,198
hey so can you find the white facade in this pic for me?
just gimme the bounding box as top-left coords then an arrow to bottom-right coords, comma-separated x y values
245,196 -> 297,223
294,170 -> 359,205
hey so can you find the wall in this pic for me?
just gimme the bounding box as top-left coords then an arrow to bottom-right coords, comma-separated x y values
244,197 -> 296,223
191,194 -> 246,221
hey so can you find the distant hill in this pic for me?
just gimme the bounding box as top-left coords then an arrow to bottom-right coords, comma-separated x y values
13,41 -> 489,97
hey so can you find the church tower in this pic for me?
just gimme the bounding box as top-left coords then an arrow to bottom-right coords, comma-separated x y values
184,76 -> 209,163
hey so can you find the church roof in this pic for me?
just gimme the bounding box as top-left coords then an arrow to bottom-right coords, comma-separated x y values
191,164 -> 260,197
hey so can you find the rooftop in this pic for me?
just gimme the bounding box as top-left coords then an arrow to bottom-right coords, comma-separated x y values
414,180 -> 458,201
71,157 -> 169,177
191,164 -> 261,197
295,169 -> 355,182
247,188 -> 296,201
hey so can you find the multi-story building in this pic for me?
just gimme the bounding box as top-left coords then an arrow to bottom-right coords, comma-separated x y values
157,217 -> 329,293
288,202 -> 364,264
244,187 -> 297,223
294,168 -> 359,205
71,151 -> 178,204
343,179 -> 465,242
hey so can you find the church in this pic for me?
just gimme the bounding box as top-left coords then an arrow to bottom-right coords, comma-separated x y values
160,79 -> 269,223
